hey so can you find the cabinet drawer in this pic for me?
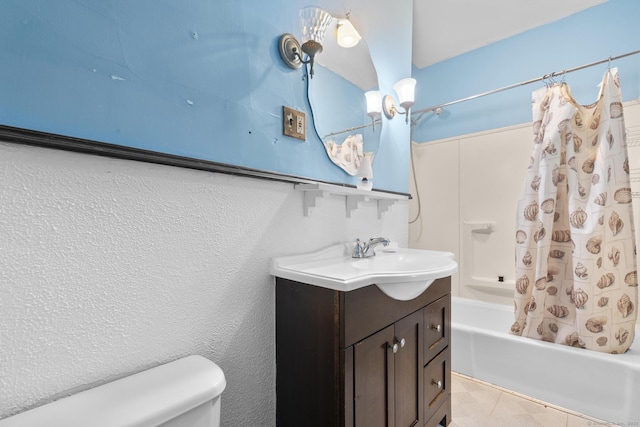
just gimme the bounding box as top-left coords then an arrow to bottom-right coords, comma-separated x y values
423,294 -> 450,364
423,347 -> 450,423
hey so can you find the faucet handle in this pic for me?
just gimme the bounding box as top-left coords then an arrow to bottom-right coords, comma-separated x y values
352,238 -> 364,258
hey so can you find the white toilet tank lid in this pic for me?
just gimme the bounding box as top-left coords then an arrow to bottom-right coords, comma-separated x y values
0,355 -> 226,427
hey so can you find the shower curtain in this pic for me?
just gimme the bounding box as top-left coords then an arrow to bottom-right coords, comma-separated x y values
512,69 -> 638,353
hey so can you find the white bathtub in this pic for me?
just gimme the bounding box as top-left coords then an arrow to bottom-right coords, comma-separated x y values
451,296 -> 640,424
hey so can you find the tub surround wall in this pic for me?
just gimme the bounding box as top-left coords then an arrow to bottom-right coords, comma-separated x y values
0,141 -> 408,424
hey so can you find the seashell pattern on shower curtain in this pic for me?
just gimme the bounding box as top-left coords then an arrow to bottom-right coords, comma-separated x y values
512,69 -> 638,353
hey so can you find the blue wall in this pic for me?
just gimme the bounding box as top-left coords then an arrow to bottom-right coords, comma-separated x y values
412,0 -> 640,143
0,0 -> 413,192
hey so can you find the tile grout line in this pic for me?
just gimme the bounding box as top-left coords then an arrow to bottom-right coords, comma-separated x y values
452,372 -> 619,426
486,388 -> 503,419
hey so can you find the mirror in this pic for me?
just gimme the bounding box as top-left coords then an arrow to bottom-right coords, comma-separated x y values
307,15 -> 379,176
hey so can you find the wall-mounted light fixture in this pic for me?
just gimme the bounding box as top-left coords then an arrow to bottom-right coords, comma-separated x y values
382,78 -> 417,123
278,7 -> 332,78
336,17 -> 361,48
365,90 -> 382,131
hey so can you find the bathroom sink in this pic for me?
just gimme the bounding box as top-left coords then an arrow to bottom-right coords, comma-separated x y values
270,243 -> 458,300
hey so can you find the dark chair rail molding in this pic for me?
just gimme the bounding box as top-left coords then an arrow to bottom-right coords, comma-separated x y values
0,124 -> 411,198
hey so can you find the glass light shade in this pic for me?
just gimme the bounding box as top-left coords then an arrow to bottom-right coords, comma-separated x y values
393,78 -> 417,110
336,19 -> 361,48
365,90 -> 382,117
300,7 -> 332,44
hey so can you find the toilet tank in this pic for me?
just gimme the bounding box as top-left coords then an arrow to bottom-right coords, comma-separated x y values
0,355 -> 226,427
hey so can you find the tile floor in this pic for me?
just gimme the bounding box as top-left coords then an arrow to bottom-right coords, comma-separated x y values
449,372 -> 618,427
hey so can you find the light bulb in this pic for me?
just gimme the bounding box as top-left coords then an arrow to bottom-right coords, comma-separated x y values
336,19 -> 361,48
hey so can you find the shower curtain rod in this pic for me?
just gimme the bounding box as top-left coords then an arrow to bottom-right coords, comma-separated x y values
411,49 -> 640,121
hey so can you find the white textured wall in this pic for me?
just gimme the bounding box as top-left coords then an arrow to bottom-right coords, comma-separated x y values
0,141 -> 408,426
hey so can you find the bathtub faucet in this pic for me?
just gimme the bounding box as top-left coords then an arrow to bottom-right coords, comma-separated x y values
352,237 -> 390,258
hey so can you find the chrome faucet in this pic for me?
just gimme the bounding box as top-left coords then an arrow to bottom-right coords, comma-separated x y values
352,237 -> 390,258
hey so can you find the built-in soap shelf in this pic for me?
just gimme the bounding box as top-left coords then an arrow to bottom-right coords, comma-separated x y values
295,183 -> 407,218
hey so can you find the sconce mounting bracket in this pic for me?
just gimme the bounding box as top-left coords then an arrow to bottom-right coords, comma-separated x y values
382,95 -> 397,119
279,33 -> 302,69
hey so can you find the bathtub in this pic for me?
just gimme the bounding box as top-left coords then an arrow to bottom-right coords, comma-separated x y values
451,296 -> 640,424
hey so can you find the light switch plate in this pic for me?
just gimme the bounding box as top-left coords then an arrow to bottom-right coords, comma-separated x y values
283,106 -> 306,141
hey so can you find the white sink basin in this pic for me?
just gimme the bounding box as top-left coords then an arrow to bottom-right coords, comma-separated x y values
270,243 -> 458,300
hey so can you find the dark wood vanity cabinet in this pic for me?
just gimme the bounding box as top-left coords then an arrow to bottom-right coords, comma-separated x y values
275,276 -> 451,427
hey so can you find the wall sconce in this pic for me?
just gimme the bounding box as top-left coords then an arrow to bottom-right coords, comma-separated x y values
336,18 -> 361,48
365,90 -> 382,131
382,78 -> 417,123
278,7 -> 332,78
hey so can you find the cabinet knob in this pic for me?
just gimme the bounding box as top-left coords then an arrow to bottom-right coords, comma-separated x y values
432,379 -> 443,389
391,343 -> 399,353
399,338 -> 406,348
431,324 -> 442,332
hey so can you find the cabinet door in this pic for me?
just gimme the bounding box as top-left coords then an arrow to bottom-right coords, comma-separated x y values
394,310 -> 424,427
354,325 -> 395,427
